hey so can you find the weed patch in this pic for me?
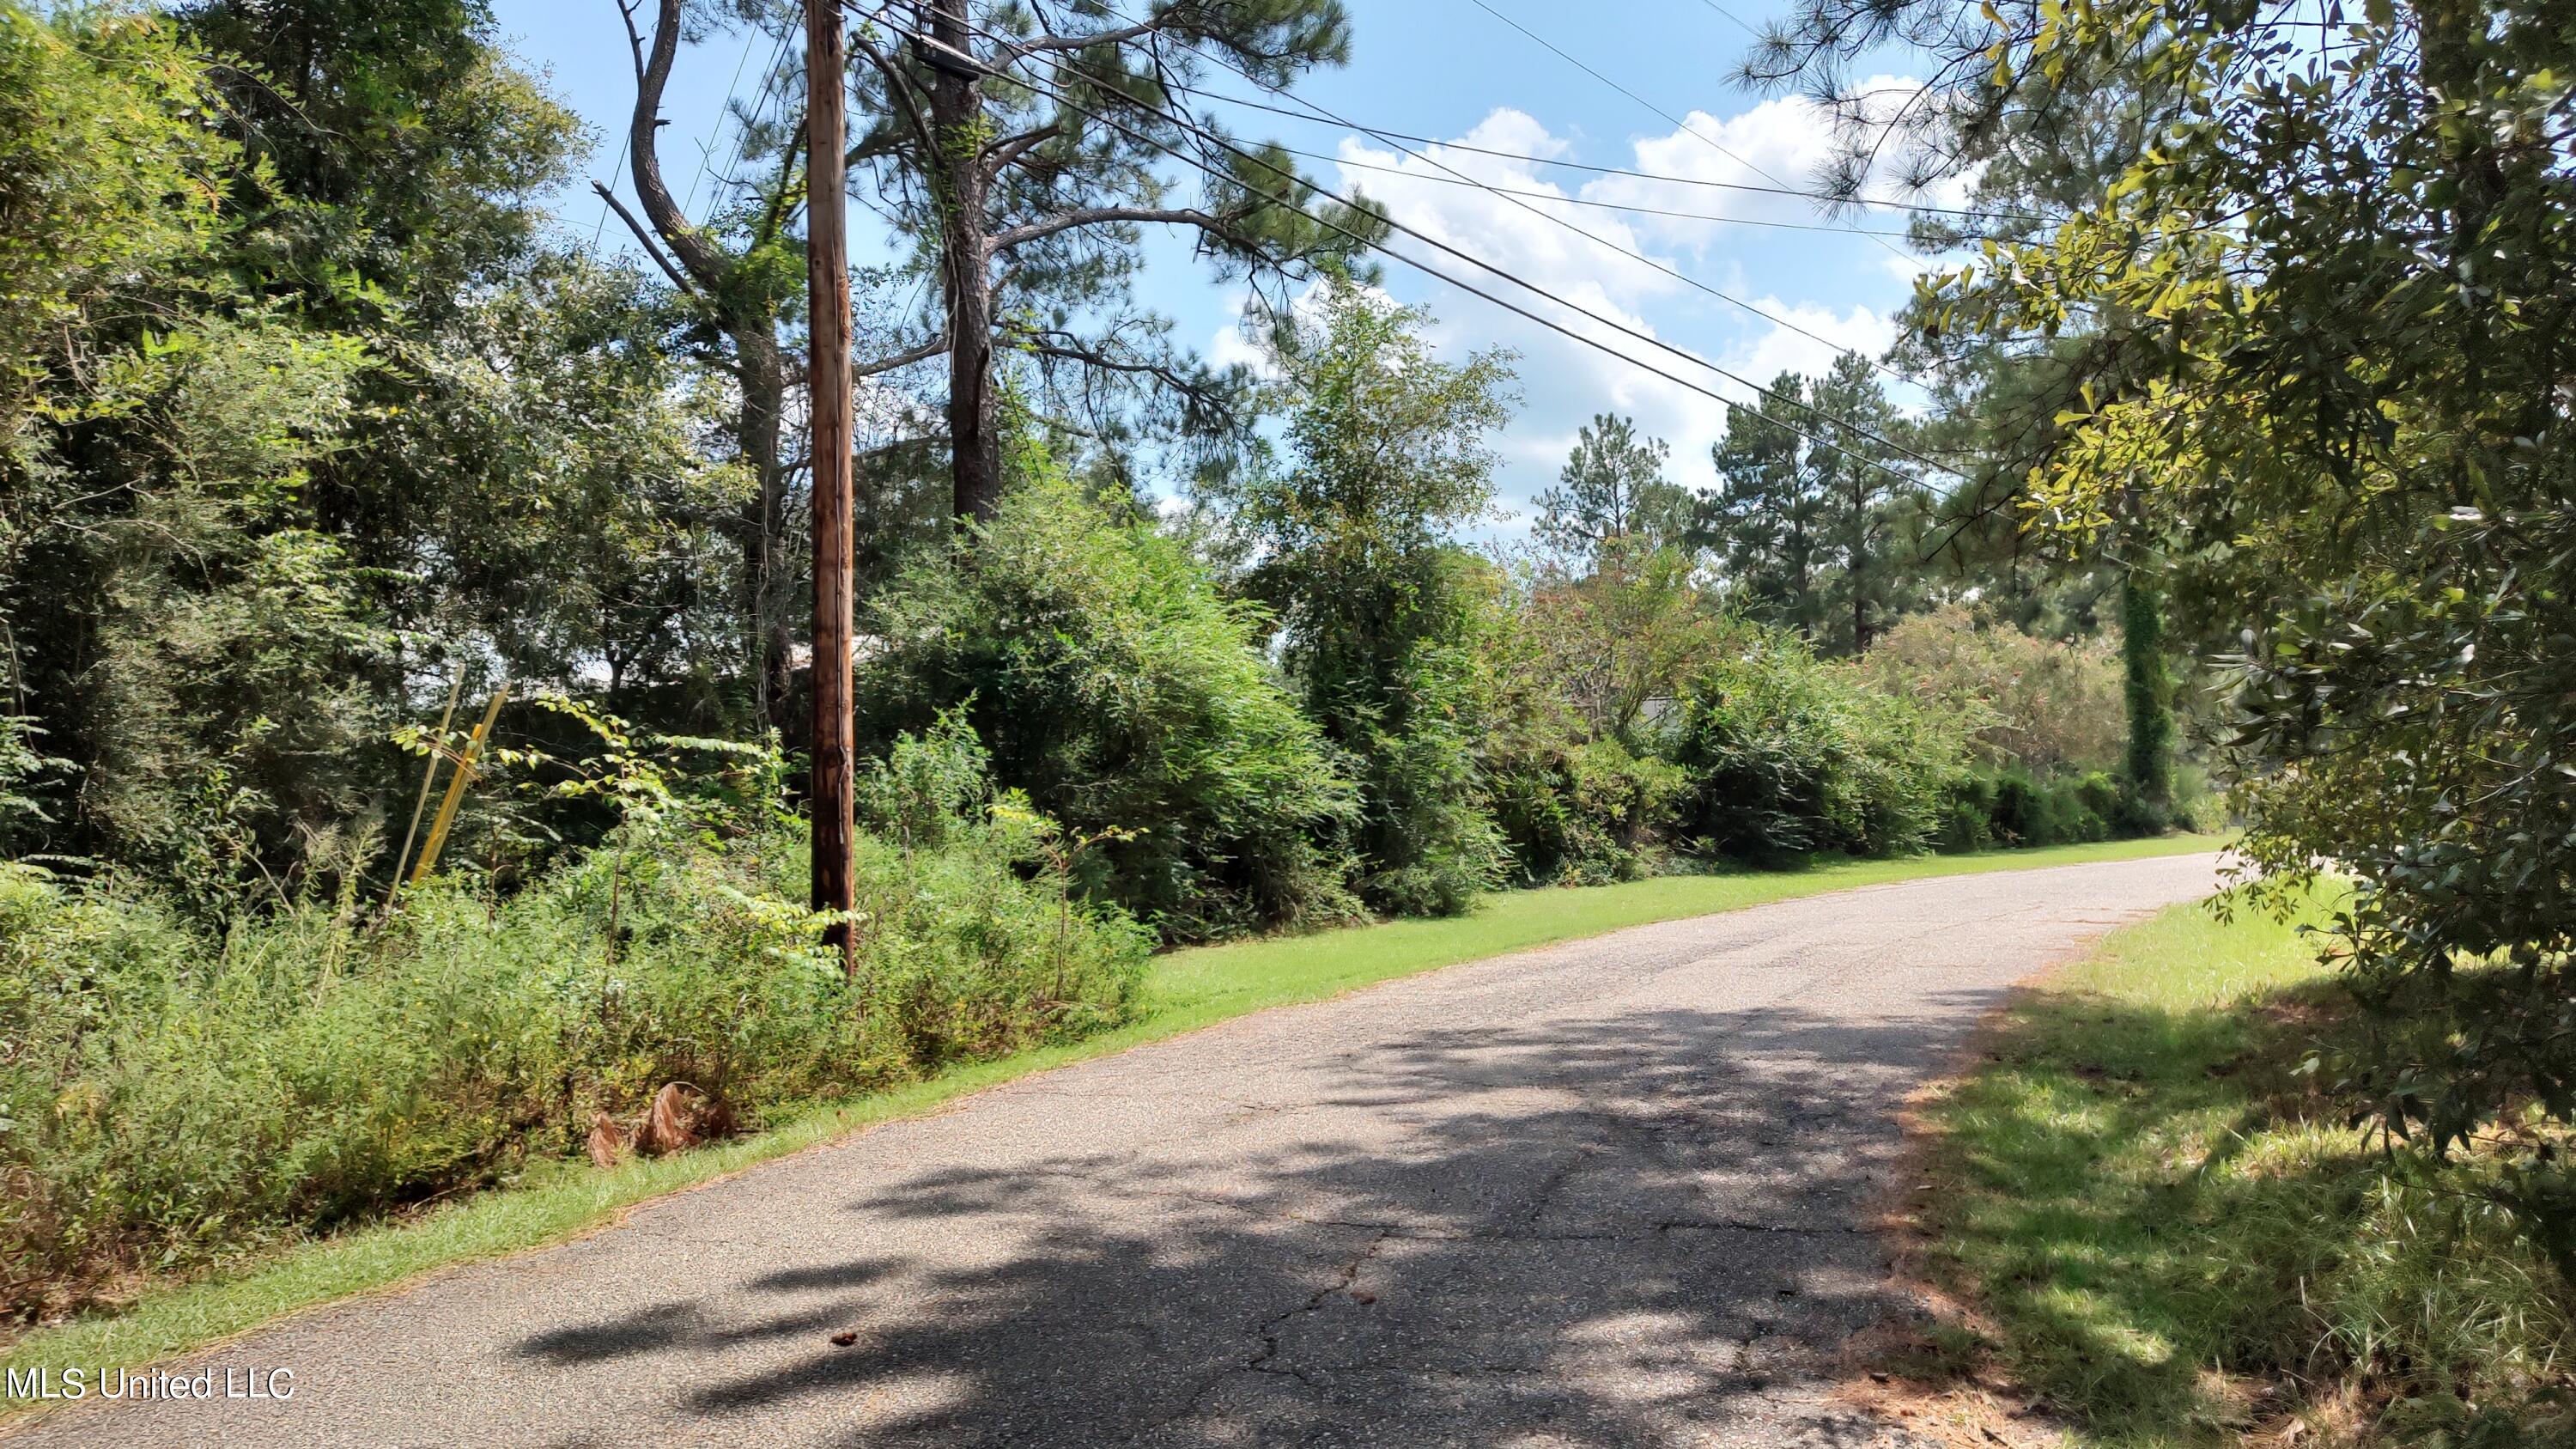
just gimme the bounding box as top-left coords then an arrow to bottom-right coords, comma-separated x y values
1884,896 -> 2576,1446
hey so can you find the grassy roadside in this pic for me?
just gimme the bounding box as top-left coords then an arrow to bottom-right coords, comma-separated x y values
1886,891 -> 2576,1447
0,833 -> 2215,1407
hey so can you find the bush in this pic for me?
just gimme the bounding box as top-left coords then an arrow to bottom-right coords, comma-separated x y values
0,736 -> 1149,1318
1985,767 -> 2120,848
1939,767 -> 2133,852
1484,734 -> 1689,886
862,467 -> 1359,941
1864,611 -> 2200,849
1669,629 -> 1971,861
1859,606 -> 2125,776
1334,569 -> 1512,916
1218,281 -> 1519,920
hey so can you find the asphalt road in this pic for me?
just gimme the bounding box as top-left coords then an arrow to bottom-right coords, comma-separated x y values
15,851 -> 2221,1448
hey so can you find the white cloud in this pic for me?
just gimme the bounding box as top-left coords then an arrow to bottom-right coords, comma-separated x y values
1724,296 -> 1899,389
1880,250 -> 1934,287
1205,277 -> 1402,380
1205,302 -> 1273,377
1206,93 -> 1949,524
1577,77 -> 1980,252
1317,110 -> 1749,518
1335,109 -> 1680,308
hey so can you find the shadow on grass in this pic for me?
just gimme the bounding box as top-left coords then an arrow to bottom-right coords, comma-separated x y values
1910,971 -> 2471,1444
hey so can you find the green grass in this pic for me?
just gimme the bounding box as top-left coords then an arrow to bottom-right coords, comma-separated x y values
0,833 -> 2215,1406
1911,888 -> 2576,1446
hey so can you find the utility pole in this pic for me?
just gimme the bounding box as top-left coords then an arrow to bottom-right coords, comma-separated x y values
806,0 -> 858,974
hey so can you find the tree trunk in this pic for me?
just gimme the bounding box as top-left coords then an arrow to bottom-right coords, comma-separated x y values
1850,476 -> 1869,654
1789,528 -> 1813,641
623,0 -> 796,733
2120,569 -> 2172,807
732,328 -> 795,733
930,0 -> 1001,527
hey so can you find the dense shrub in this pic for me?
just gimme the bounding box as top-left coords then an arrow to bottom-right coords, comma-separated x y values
0,740 -> 1148,1318
861,467 -> 1359,941
1669,630 -> 1971,861
1480,545 -> 1718,886
1987,767 -> 2121,848
1324,553 -> 1513,917
1864,610 -> 2201,849
1219,282 -> 1518,919
1858,606 -> 2125,776
1484,735 -> 1688,886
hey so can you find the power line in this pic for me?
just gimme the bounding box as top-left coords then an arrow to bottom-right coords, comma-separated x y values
1694,0 -> 1764,40
1462,0 -> 1929,269
717,27 -> 799,219
881,8 -> 1958,490
592,18 -> 792,249
589,130 -> 631,247
1163,82 -> 2038,222
1091,9 -> 1949,401
1465,0 -> 1778,186
681,24 -> 765,218
1282,149 -> 1929,234
959,8 -> 1962,475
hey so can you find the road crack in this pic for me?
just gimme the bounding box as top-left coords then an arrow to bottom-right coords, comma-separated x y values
1243,1225 -> 1397,1385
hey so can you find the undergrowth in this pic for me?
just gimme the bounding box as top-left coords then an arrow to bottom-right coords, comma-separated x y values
1906,896 -> 2576,1446
0,723 -> 1148,1324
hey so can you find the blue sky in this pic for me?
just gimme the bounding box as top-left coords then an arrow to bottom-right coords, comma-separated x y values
488,1 -> 1953,525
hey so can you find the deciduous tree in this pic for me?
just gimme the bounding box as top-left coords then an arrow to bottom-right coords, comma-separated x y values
1220,282 -> 1516,916
1769,0 -> 2576,1267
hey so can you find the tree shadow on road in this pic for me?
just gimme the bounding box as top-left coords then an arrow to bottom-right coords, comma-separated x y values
510,995 -> 2013,1446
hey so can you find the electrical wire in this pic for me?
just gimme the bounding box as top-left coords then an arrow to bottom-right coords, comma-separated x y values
592,15 -> 793,247
1160,82 -> 2041,222
589,131 -> 631,247
1694,0 -> 1764,40
1281,149 -> 1927,234
1462,0 -> 1932,271
681,25 -> 765,218
1078,1 -> 1955,402
948,9 -> 1965,479
866,5 -> 1960,490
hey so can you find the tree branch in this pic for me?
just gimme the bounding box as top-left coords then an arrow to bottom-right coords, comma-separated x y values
855,332 -> 951,377
617,0 -> 648,84
978,119 -> 1066,181
623,0 -> 731,294
592,182 -> 700,298
1011,5 -> 1206,55
848,22 -> 942,165
1017,328 -> 1212,400
988,204 -> 1223,252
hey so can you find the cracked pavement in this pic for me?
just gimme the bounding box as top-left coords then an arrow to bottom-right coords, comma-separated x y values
13,852 -> 2220,1447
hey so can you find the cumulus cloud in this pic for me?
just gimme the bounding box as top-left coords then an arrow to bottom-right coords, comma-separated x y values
1334,110 -> 1681,308
1310,112 -> 1742,521
1188,91 -> 1947,528
1205,306 -> 1273,377
1578,77 -> 1981,253
1723,297 -> 1900,390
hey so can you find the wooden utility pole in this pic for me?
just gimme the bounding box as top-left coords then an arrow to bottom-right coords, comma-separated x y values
806,0 -> 858,973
